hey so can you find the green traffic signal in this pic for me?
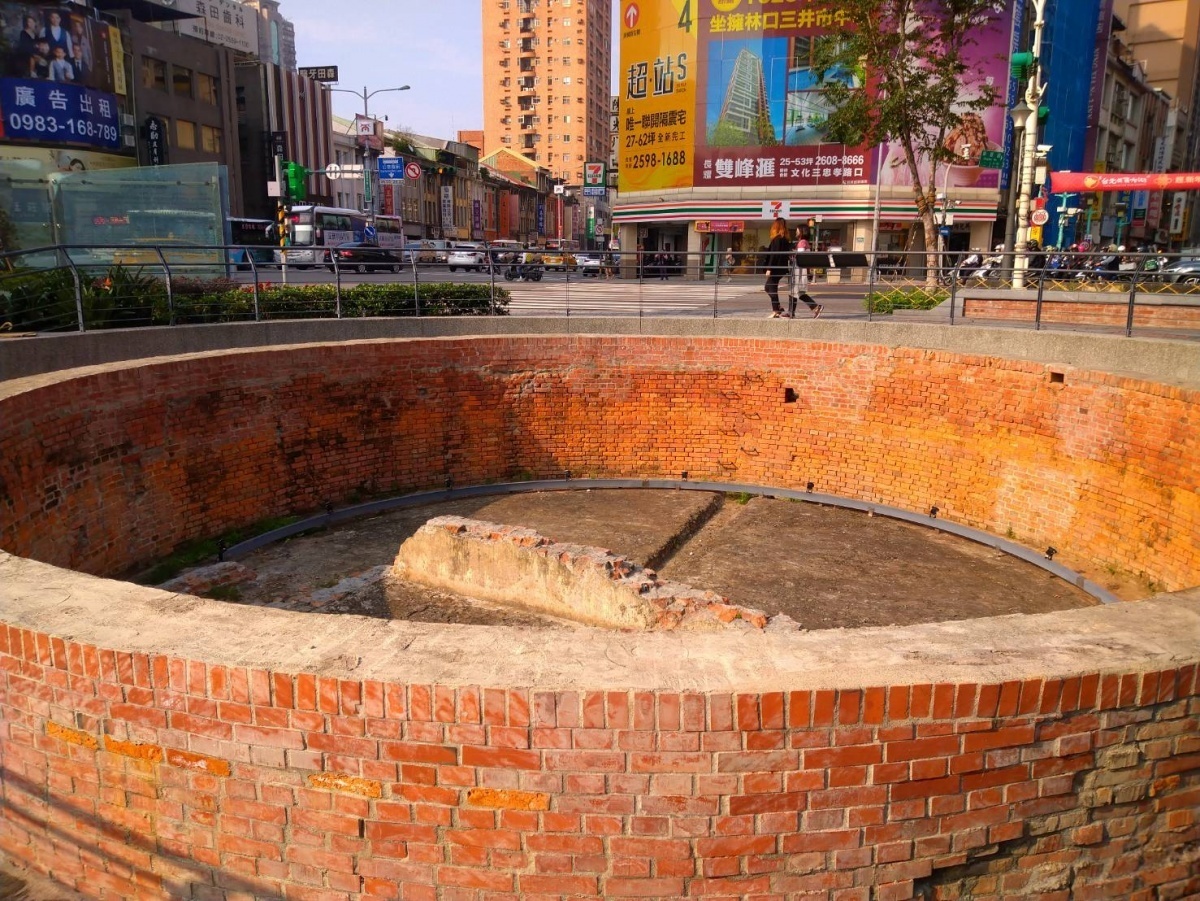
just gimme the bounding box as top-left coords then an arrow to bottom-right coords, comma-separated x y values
1037,104 -> 1050,125
283,161 -> 309,202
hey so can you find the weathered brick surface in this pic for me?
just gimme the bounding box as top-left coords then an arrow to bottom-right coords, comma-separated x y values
1,336 -> 1199,898
7,654 -> 1197,899
961,295 -> 1200,329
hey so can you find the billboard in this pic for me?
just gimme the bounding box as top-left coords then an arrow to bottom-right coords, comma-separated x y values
0,2 -> 123,152
618,0 -> 1016,193
617,0 -> 698,192
0,3 -> 117,93
694,3 -> 872,188
169,0 -> 259,55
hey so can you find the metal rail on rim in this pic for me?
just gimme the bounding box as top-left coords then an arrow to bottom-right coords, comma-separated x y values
221,477 -> 1120,605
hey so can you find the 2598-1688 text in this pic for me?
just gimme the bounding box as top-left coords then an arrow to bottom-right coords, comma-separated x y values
627,149 -> 687,169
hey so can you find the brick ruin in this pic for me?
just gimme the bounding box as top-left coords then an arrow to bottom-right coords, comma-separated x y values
0,328 -> 1197,900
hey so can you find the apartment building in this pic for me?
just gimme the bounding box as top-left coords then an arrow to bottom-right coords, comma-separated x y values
481,0 -> 612,185
1114,0 -> 1200,243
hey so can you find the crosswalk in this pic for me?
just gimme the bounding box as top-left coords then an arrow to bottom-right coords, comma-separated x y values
500,278 -> 756,316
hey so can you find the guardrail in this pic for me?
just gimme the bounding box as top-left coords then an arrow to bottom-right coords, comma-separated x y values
1,244 -> 1197,338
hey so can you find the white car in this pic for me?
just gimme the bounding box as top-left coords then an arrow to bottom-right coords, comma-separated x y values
575,253 -> 603,276
447,244 -> 487,272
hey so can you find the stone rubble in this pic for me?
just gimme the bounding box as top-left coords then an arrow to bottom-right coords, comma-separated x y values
417,516 -> 777,632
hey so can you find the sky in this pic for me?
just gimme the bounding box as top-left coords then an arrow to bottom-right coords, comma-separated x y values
283,0 -> 620,141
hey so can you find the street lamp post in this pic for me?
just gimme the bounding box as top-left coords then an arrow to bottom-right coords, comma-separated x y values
936,146 -> 968,275
1053,192 -> 1077,249
1114,202 -> 1129,247
1057,205 -> 1080,248
1012,0 -> 1048,289
330,84 -> 410,221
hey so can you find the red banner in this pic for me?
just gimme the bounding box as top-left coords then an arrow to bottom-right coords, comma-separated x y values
1050,171 -> 1200,193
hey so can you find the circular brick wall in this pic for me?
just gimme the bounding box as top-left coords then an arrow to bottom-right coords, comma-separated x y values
1,328 -> 1198,900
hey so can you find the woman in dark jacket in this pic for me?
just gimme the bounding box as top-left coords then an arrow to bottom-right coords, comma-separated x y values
763,217 -> 792,317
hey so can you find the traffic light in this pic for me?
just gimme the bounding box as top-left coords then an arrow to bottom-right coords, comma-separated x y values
1037,104 -> 1050,126
1010,51 -> 1034,81
283,161 -> 308,202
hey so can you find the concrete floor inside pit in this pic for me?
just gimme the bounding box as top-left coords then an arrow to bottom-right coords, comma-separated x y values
155,490 -> 1131,631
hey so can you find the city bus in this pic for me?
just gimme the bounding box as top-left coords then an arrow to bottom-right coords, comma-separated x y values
283,205 -> 368,266
227,217 -> 277,269
372,215 -> 405,249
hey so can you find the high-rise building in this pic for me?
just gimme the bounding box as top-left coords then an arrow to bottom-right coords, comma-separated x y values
240,0 -> 297,70
482,0 -> 611,185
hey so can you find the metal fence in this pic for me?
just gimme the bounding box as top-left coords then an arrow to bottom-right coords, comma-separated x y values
1,244 -> 1198,339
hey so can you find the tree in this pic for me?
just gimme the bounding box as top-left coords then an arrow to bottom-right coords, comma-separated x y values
812,0 -> 1003,278
389,129 -> 419,157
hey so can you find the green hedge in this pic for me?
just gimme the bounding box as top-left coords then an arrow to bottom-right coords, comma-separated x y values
0,267 -> 508,331
864,287 -> 949,314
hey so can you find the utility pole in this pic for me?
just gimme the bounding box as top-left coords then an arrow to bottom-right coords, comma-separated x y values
1012,0 -> 1048,289
330,84 -> 410,222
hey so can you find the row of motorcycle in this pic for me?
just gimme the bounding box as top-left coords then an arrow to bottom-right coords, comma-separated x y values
945,246 -> 1170,284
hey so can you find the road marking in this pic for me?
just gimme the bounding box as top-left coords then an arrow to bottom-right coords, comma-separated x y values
503,282 -> 722,315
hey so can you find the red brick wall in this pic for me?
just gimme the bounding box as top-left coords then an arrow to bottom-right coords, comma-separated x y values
0,624 -> 1197,900
961,295 -> 1200,329
1,337 -> 1197,588
1,335 -> 1199,899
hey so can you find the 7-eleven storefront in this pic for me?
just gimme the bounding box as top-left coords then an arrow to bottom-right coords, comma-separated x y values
612,196 -> 1000,279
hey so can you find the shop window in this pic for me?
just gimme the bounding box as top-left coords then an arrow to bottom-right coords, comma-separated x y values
141,57 -> 167,91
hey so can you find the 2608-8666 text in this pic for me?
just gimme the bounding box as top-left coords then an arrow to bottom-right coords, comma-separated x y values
627,150 -> 687,169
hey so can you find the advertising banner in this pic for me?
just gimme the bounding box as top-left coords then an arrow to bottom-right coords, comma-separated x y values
1,79 -> 121,150
617,0 -> 698,192
1050,171 -> 1200,193
619,0 -> 1015,193
170,0 -> 258,55
694,0 -> 871,189
0,3 -> 117,93
440,185 -> 454,232
0,2 -> 122,151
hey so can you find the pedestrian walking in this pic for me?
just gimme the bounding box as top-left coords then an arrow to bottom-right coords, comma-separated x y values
763,218 -> 792,317
788,229 -> 822,318
722,248 -> 735,282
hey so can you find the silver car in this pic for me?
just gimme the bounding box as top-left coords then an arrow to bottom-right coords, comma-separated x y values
1157,258 -> 1200,285
447,244 -> 487,272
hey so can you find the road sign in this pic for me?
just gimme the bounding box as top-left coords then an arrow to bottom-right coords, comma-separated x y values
377,158 -> 406,180
405,162 -> 422,179
325,163 -> 342,180
938,226 -> 951,237
1030,208 -> 1050,226
364,224 -> 377,241
979,149 -> 1004,169
582,186 -> 607,197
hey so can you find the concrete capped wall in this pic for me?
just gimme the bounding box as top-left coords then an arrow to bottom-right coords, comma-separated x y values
0,323 -> 1198,900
